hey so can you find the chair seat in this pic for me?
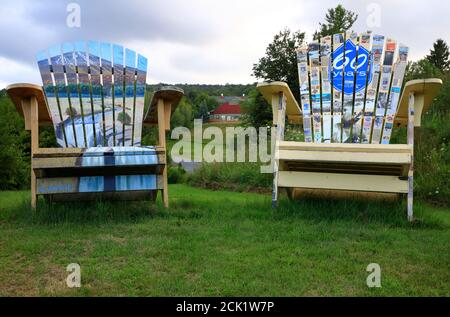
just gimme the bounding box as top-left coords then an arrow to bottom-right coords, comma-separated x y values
277,141 -> 412,176
32,146 -> 165,195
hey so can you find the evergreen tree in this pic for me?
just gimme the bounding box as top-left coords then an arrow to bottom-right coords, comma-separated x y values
426,39 -> 450,72
314,5 -> 358,39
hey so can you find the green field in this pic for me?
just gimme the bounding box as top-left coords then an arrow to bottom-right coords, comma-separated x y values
0,185 -> 448,296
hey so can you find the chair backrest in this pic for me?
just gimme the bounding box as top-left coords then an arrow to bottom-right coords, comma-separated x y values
296,31 -> 409,144
36,41 -> 148,148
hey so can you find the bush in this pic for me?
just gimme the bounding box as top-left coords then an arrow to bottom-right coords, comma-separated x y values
187,162 -> 272,192
168,165 -> 187,184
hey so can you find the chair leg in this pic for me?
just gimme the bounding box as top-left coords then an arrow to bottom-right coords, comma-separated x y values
407,175 -> 413,222
162,166 -> 169,208
272,178 -> 279,209
31,169 -> 37,210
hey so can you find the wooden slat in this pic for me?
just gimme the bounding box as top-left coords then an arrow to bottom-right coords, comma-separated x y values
124,48 -> 137,146
278,149 -> 411,165
36,165 -> 164,178
63,42 -> 86,147
320,35 -> 332,143
100,42 -> 114,146
362,34 -> 385,144
278,141 -> 412,153
278,171 -> 408,193
75,41 -> 95,147
113,44 -> 125,146
46,191 -> 158,202
87,41 -> 104,146
352,32 -> 371,143
309,41 -> 322,143
34,146 -> 165,157
133,54 -> 148,145
50,44 -> 76,147
372,38 -> 397,144
37,175 -> 163,194
290,188 -> 400,201
33,153 -> 166,169
296,44 -> 312,142
341,31 -> 358,143
331,33 -> 345,143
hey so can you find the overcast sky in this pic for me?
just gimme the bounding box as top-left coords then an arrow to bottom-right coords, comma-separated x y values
0,0 -> 449,88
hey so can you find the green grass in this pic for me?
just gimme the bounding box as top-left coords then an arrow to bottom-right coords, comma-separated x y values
0,185 -> 449,296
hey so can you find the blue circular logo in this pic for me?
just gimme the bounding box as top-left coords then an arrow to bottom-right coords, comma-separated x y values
330,40 -> 373,94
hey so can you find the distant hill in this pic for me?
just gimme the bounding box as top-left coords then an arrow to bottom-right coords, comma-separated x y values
147,83 -> 255,97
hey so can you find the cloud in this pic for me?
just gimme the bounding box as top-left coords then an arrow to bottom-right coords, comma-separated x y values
0,0 -> 449,88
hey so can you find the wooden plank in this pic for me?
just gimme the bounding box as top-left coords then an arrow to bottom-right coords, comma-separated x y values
30,96 -> 39,209
124,48 -> 137,146
87,41 -> 104,146
37,175 -> 163,194
285,163 -> 403,176
62,42 -> 86,147
308,41 -> 322,143
278,141 -> 412,153
296,44 -> 312,142
290,188 -> 400,202
278,149 -> 411,165
320,35 -> 332,143
35,165 -> 165,178
407,92 -> 415,221
113,44 -> 125,146
33,153 -> 165,169
46,190 -> 158,202
100,42 -> 115,146
331,33 -> 345,143
352,32 -> 371,143
75,41 -> 95,147
372,38 -> 396,143
34,146 -> 165,157
157,99 -> 166,148
37,50 -> 67,146
342,31 -> 358,143
49,45 -> 77,147
277,171 -> 408,193
381,45 -> 409,144
362,34 -> 385,143
133,54 -> 147,145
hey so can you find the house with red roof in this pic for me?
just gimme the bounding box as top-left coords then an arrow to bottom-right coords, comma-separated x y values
208,102 -> 242,122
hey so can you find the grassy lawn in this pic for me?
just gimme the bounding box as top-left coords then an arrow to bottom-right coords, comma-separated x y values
0,185 -> 449,296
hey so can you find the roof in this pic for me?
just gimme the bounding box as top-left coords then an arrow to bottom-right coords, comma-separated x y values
210,103 -> 241,115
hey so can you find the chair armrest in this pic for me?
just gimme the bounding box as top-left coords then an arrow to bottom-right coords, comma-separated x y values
395,78 -> 443,127
143,86 -> 184,130
6,83 -> 52,130
257,81 -> 302,125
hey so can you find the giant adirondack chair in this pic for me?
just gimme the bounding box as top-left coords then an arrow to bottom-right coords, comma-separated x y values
7,41 -> 183,209
257,31 -> 442,221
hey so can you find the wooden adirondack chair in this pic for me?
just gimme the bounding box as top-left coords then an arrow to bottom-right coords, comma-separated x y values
257,31 -> 442,221
7,41 -> 183,209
